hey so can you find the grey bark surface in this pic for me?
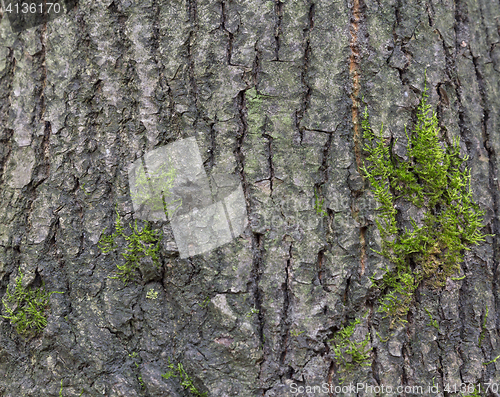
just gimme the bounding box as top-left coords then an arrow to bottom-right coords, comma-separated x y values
0,0 -> 499,396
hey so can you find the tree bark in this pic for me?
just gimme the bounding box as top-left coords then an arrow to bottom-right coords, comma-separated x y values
0,0 -> 499,396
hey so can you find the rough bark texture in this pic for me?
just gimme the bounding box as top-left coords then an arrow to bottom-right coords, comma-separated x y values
0,0 -> 499,396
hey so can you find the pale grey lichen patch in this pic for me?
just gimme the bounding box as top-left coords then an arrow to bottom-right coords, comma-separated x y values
6,147 -> 35,188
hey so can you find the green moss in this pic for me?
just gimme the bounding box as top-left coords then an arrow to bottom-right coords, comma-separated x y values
290,329 -> 305,337
146,288 -> 159,300
246,307 -> 260,317
483,353 -> 500,365
99,207 -> 162,283
197,296 -> 210,308
314,187 -> 328,217
424,308 -> 439,330
362,72 -> 490,325
1,267 -> 63,336
329,318 -> 372,370
162,360 -> 207,397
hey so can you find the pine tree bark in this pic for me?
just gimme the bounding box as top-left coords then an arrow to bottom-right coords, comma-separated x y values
0,0 -> 499,396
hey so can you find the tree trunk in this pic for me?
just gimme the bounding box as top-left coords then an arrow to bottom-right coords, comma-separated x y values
0,0 -> 499,395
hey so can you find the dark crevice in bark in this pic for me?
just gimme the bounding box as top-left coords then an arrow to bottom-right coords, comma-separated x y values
471,54 -> 500,340
235,81 -> 268,381
296,1 -> 314,142
436,81 -> 452,145
349,0 -> 363,171
251,233 -> 266,377
279,242 -> 292,374
251,41 -> 262,86
370,337 -> 381,386
359,226 -> 367,276
152,0 -> 174,146
274,0 -> 284,61
490,175 -> 500,338
204,119 -> 217,172
0,46 -> 15,186
316,132 -> 334,248
235,90 -> 249,202
434,302 -> 448,391
394,0 -> 402,28
317,132 -> 332,199
453,0 -> 470,148
327,360 -> 335,397
42,217 -> 61,262
0,128 -> 14,186
456,0 -> 500,346
425,0 -> 435,27
263,128 -> 275,195
317,250 -> 331,292
401,341 -> 410,388
388,0 -> 412,87
236,43 -> 260,201
349,0 -> 369,283
434,28 -> 455,148
220,1 -> 234,65
343,275 -> 351,305
457,274 -> 472,381
186,0 -> 199,126
151,0 -> 161,57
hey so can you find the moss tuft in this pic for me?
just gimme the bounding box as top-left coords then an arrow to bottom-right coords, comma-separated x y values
362,72 -> 490,325
99,207 -> 162,283
1,267 -> 63,336
329,318 -> 372,370
162,360 -> 207,397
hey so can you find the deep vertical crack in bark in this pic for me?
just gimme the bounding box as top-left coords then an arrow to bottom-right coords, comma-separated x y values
235,90 -> 249,202
0,47 -> 15,186
472,44 -> 500,344
359,226 -> 367,275
349,0 -> 368,279
186,0 -> 199,124
317,131 -> 333,243
317,249 -> 326,291
425,1 -> 435,27
263,129 -> 274,195
349,0 -> 362,171
220,1 -> 234,65
457,268 -> 470,378
296,1 -> 314,142
205,120 -> 217,173
454,0 -> 500,349
251,233 -> 266,382
279,243 -> 292,376
453,0 -> 470,147
327,361 -> 335,397
152,0 -> 174,146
